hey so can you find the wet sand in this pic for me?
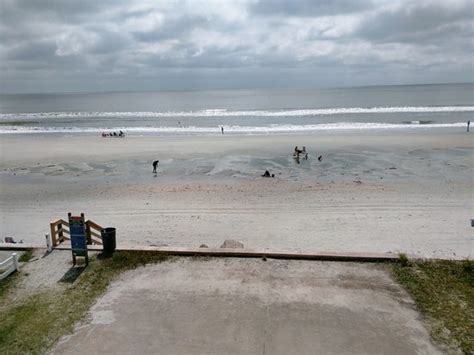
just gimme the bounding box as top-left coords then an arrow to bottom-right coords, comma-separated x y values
0,130 -> 473,258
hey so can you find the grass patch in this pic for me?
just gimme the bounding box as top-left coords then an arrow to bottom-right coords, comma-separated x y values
18,249 -> 34,263
398,253 -> 409,266
0,274 -> 18,300
0,251 -> 169,354
392,259 -> 474,354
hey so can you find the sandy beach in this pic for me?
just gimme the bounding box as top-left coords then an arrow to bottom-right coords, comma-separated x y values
0,129 -> 473,258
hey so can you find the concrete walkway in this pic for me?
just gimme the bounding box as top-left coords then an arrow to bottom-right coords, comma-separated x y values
53,258 -> 441,355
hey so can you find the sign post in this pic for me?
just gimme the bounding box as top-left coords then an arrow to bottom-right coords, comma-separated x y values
68,212 -> 88,266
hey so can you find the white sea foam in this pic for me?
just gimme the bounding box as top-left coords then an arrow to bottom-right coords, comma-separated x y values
0,122 -> 466,134
1,106 -> 473,120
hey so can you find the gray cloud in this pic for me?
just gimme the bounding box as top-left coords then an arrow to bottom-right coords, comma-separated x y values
130,15 -> 209,43
358,1 -> 473,43
5,41 -> 56,61
251,0 -> 374,17
0,0 -> 472,93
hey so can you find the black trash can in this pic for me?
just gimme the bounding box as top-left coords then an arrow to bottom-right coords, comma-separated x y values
101,227 -> 116,254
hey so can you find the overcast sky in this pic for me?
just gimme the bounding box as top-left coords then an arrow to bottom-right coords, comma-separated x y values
1,0 -> 473,93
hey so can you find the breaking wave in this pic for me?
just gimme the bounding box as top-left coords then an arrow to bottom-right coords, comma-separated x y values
0,122 -> 466,134
1,106 -> 473,120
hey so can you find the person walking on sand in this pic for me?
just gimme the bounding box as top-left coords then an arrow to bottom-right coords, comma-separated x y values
221,126 -> 224,135
152,160 -> 159,174
468,120 -> 471,132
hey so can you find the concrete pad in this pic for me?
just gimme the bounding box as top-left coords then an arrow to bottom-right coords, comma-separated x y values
53,258 -> 441,355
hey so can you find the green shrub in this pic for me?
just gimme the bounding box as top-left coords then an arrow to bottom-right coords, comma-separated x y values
19,250 -> 34,263
398,253 -> 409,266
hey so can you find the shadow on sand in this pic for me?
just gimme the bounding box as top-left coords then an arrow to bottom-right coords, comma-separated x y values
59,266 -> 86,283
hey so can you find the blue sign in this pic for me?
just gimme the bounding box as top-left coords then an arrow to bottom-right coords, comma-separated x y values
69,213 -> 88,265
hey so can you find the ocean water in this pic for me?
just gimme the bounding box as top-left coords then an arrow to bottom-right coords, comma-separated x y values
0,83 -> 472,135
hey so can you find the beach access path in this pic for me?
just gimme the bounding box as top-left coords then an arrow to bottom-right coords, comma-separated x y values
52,257 -> 441,355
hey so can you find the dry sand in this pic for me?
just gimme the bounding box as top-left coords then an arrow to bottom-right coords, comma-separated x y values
1,130 -> 473,258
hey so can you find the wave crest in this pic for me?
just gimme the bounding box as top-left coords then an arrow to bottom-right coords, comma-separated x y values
1,106 -> 473,120
0,122 -> 466,134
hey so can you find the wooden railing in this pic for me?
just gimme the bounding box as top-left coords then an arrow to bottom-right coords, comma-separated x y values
85,220 -> 104,246
50,219 -> 69,246
50,219 -> 103,247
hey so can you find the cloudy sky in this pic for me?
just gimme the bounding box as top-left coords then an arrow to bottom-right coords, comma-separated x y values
0,0 -> 473,93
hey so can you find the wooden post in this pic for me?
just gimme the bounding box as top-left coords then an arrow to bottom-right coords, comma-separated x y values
50,222 -> 57,247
